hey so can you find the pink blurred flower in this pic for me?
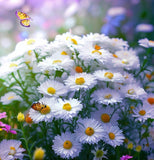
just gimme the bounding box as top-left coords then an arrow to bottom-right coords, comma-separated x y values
2,124 -> 17,134
0,112 -> 17,134
120,155 -> 133,160
0,0 -> 25,10
0,112 -> 6,119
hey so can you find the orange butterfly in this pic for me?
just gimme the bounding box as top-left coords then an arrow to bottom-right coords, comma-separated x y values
15,11 -> 31,27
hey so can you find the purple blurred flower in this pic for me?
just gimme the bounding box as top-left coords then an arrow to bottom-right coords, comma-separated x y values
120,155 -> 133,160
101,7 -> 126,35
101,14 -> 126,35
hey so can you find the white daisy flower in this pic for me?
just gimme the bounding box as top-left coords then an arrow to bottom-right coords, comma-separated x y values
0,152 -> 7,160
52,98 -> 83,120
77,41 -> 113,64
103,125 -> 125,147
0,59 -> 25,77
94,70 -> 125,83
138,38 -> 154,48
55,32 -> 82,49
52,132 -> 82,159
136,23 -> 154,33
38,55 -> 74,73
132,105 -> 154,122
49,41 -> 74,57
121,84 -> 147,100
64,73 -> 97,91
74,118 -> 104,144
101,38 -> 128,53
23,50 -> 36,64
91,106 -> 119,126
0,51 -> 18,64
91,146 -> 108,160
91,88 -> 123,105
0,92 -> 22,105
29,97 -> 56,123
121,72 -> 136,84
0,139 -> 25,160
15,38 -> 49,57
107,7 -> 126,16
37,80 -> 68,97
82,33 -> 109,42
112,50 -> 140,70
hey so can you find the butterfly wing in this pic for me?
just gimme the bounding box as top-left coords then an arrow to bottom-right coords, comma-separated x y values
20,19 -> 30,27
15,11 -> 30,20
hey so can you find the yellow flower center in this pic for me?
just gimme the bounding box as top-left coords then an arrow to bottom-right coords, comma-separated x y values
33,147 -> 45,160
52,60 -> 62,64
40,105 -> 51,114
109,132 -> 115,140
8,96 -> 14,100
128,89 -> 135,94
63,140 -> 73,149
9,146 -> 16,156
96,150 -> 104,158
29,66 -> 33,70
104,94 -> 112,99
27,39 -> 35,45
0,128 -> 3,131
104,72 -> 114,79
71,38 -> 78,45
124,138 -> 128,143
146,74 -> 152,80
135,145 -> 142,152
122,59 -> 129,64
139,110 -> 146,116
61,51 -> 68,55
75,77 -> 85,85
28,50 -> 32,56
47,87 -> 56,94
25,61 -> 31,64
44,70 -> 49,74
149,40 -> 154,44
113,54 -> 118,58
9,63 -> 18,68
66,37 -> 78,45
127,143 -> 133,149
130,106 -> 135,109
85,127 -> 95,136
101,113 -> 110,123
124,75 -> 129,79
91,50 -> 102,55
75,66 -> 83,73
94,44 -> 101,50
145,86 -> 150,89
63,103 -> 72,111
147,97 -> 154,105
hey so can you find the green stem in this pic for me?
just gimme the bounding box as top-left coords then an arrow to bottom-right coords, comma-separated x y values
137,152 -> 140,160
11,73 -> 31,105
20,123 -> 32,160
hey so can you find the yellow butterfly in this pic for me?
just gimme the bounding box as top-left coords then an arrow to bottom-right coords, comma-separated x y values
15,11 -> 31,27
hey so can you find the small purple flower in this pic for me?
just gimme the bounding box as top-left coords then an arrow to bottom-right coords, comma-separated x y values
120,155 -> 133,160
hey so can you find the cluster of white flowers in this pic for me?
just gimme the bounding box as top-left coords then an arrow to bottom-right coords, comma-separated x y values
0,32 -> 154,159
